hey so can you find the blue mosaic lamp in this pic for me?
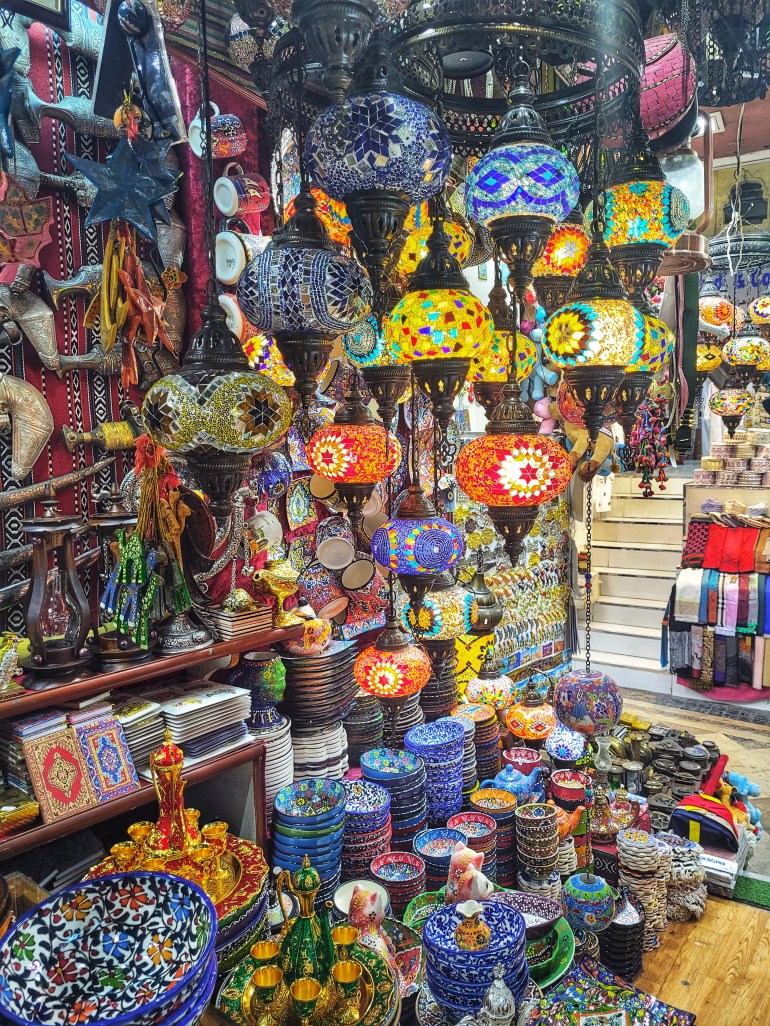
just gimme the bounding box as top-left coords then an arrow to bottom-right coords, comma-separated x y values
464,60 -> 579,302
305,41 -> 452,311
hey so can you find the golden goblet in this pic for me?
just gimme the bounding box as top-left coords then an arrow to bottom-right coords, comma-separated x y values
110,842 -> 138,871
251,940 -> 281,966
331,925 -> 359,961
185,808 -> 201,840
201,820 -> 229,895
143,856 -> 168,872
189,842 -> 216,893
127,821 -> 153,846
332,961 -> 363,1025
250,965 -> 283,1026
290,978 -> 321,1026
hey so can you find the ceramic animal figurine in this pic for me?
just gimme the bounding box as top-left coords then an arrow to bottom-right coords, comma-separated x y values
348,885 -> 396,968
547,800 -> 586,840
480,764 -> 542,804
445,842 -> 494,903
453,900 -> 491,951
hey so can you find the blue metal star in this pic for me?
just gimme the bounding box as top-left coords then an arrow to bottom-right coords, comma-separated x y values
0,48 -> 20,173
131,135 -> 182,227
66,138 -> 175,242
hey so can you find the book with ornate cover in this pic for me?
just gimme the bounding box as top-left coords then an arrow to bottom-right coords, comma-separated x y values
23,729 -> 97,823
74,717 -> 140,803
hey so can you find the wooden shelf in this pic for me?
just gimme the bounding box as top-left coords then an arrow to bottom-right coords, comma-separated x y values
0,625 -> 304,721
0,739 -> 266,861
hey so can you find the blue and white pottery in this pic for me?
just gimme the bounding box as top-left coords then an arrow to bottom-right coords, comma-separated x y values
545,721 -> 587,763
0,873 -> 216,1026
413,828 -> 467,864
361,748 -> 424,780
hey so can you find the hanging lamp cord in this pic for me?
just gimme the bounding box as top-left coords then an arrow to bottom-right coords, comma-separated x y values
195,0 -> 217,298
585,476 -> 592,674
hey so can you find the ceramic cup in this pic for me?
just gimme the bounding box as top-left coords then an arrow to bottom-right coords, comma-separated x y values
218,293 -> 253,341
297,562 -> 347,613
309,473 -> 344,512
363,510 -> 388,542
189,103 -> 247,159
316,516 -> 356,571
246,510 -> 283,552
341,555 -> 376,592
215,222 -> 269,284
214,162 -> 270,217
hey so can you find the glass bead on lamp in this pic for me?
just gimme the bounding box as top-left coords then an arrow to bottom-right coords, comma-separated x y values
464,58 -> 579,301
708,387 -> 754,438
696,342 -> 722,377
396,577 -> 478,641
721,331 -> 770,386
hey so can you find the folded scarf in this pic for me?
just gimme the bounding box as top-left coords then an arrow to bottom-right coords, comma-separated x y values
721,528 -> 744,573
698,570 -> 710,624
753,635 -> 765,691
747,572 -> 760,634
674,568 -> 704,624
707,569 -> 720,625
682,519 -> 710,569
669,630 -> 691,673
739,528 -> 761,573
755,528 -> 770,574
702,524 -> 728,570
725,635 -> 739,686
690,624 -> 703,678
716,573 -> 740,636
714,634 -> 727,683
758,573 -> 765,636
738,635 -> 752,686
701,627 -> 715,688
737,574 -> 750,629
765,575 -> 770,635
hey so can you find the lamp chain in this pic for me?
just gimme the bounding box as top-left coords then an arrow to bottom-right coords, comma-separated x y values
591,56 -> 607,242
195,0 -> 217,296
585,476 -> 593,674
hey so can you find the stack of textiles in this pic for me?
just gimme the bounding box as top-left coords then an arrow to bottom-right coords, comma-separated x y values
667,512 -> 770,691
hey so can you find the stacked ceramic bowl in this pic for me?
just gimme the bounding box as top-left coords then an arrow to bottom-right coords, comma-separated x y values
361,748 -> 427,852
405,719 -> 465,824
453,704 -> 500,782
452,714 -> 478,800
423,900 -> 530,1017
281,641 -> 358,727
341,779 -> 392,882
469,788 -> 518,887
616,828 -> 662,952
291,721 -> 348,779
370,851 -> 426,918
597,889 -> 646,980
489,891 -> 565,985
342,691 -> 384,766
413,827 -> 468,892
516,804 -> 559,882
0,873 -> 217,1026
448,811 -> 497,883
391,693 -> 426,745
272,779 -> 346,903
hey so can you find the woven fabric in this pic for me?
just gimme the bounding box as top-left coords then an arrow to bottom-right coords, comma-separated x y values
702,524 -> 728,570
681,519 -> 710,568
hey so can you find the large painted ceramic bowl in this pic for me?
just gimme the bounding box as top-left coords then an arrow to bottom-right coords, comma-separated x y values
552,669 -> 623,737
0,873 -> 216,1026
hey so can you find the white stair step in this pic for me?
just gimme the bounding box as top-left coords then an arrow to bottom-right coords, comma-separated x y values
591,518 -> 683,546
591,541 -> 681,572
571,652 -> 673,695
578,623 -> 662,660
610,474 -> 687,498
597,567 -> 676,602
588,596 -> 666,630
607,495 -> 684,521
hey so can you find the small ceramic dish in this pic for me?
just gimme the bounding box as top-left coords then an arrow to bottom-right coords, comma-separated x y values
371,851 -> 426,883
489,892 -> 563,940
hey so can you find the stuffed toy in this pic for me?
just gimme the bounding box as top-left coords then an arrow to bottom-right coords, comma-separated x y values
445,842 -> 494,903
520,322 -> 559,407
727,771 -> 763,835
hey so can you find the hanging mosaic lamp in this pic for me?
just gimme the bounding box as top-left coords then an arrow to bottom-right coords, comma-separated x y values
603,114 -> 690,302
698,286 -> 739,329
463,552 -> 504,635
396,572 -> 478,641
617,312 -> 675,436
708,387 -> 754,438
505,678 -> 557,742
353,616 -> 431,740
749,296 -> 770,328
696,341 -> 723,378
244,333 -> 296,387
396,208 -> 474,279
237,186 -> 373,407
553,669 -> 623,737
293,0 -> 378,103
455,380 -> 571,565
464,643 -> 518,711
721,328 -> 770,387
464,57 -> 579,302
341,316 -> 386,368
533,210 -> 590,316
306,372 -> 400,533
283,187 -> 351,248
371,480 -> 464,611
305,39 -> 452,316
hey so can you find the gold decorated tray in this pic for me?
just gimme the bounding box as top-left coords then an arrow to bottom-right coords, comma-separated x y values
216,943 -> 400,1026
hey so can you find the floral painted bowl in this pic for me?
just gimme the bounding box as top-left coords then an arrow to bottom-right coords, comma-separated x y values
413,828 -> 468,865
371,851 -> 426,884
273,778 -> 346,824
0,873 -> 216,1026
489,892 -> 563,940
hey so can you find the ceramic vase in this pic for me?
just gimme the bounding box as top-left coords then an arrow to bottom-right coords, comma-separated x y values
561,872 -> 616,933
229,651 -> 286,730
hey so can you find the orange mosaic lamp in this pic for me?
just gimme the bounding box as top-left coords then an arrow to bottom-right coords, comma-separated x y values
284,187 -> 351,247
505,679 -> 557,741
353,618 -> 431,740
533,214 -> 590,315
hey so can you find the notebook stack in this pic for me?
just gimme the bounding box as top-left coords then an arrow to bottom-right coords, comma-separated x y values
0,711 -> 68,795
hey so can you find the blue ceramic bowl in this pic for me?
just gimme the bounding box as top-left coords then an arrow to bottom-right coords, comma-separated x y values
344,780 -> 391,816
360,748 -> 424,780
405,719 -> 465,761
271,821 -> 346,848
423,900 -> 526,966
413,828 -> 467,864
0,873 -> 216,1026
163,955 -> 218,1026
273,779 -> 346,825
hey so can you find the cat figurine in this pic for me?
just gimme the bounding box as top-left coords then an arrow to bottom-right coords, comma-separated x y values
445,842 -> 494,903
348,885 -> 396,969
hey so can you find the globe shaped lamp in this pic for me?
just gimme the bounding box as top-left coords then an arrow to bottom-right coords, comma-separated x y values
284,187 -> 351,248
464,61 -> 579,300
749,296 -> 770,329
505,678 -> 557,744
396,572 -> 478,641
562,872 -> 616,935
397,212 -> 473,278
305,41 -> 452,310
533,211 -> 590,315
143,297 -> 292,521
353,617 -> 431,741
245,334 -> 296,387
341,316 -> 386,368
455,382 -> 571,565
236,187 -> 373,407
618,312 -> 675,435
696,341 -> 723,378
708,387 -> 754,438
464,644 -> 517,711
699,290 -> 737,329
721,330 -> 770,386
553,669 -> 623,737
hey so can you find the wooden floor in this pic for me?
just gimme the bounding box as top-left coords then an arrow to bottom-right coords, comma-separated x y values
636,896 -> 770,1026
624,693 -> 770,1024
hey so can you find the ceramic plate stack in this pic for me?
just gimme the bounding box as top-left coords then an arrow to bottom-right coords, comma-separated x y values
597,889 -> 646,980
0,873 -> 217,1026
452,714 -> 478,801
452,704 -> 500,783
447,812 -> 497,883
361,748 -> 427,852
488,892 -> 571,988
469,788 -> 518,888
254,714 -> 293,812
272,779 -> 346,904
404,719 -> 465,824
341,779 -> 392,882
419,649 -> 459,721
291,721 -> 348,779
114,697 -> 165,767
422,900 -> 529,1017
391,693 -> 425,745
342,691 -> 384,766
556,835 -> 578,878
516,869 -> 562,901
516,803 -> 559,885
617,827 -> 662,952
414,827 -> 468,892
280,641 -> 358,727
370,851 -> 426,918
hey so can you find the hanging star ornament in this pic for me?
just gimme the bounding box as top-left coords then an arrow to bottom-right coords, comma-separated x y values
0,47 -> 20,173
66,138 -> 175,243
131,135 -> 183,227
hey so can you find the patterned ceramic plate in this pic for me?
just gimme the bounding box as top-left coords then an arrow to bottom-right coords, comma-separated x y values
370,852 -> 425,883
413,828 -> 468,861
360,749 -> 424,780
286,476 -> 316,531
0,873 -> 216,1026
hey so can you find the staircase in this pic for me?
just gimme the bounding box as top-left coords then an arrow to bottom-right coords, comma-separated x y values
574,472 -> 684,694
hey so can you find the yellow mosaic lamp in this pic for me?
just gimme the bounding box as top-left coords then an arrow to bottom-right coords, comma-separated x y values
696,341 -> 723,376
721,330 -> 770,385
708,387 -> 754,438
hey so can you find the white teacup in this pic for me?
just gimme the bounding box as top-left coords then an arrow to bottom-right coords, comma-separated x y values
245,510 -> 283,552
215,229 -> 269,285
